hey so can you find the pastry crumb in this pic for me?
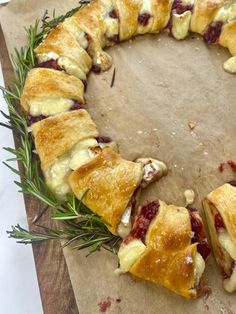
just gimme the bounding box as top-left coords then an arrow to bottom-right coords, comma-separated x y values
184,189 -> 195,206
188,121 -> 196,130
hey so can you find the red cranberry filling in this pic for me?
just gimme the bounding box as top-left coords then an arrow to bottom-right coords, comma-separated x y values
36,59 -> 63,71
188,209 -> 211,260
96,136 -> 112,143
203,22 -> 223,44
214,212 -> 225,232
70,101 -> 84,111
138,13 -> 151,26
124,201 -> 160,244
229,180 -> 236,187
172,0 -> 194,15
227,160 -> 236,172
28,114 -> 48,124
107,34 -> 120,43
166,0 -> 193,34
92,64 -> 102,74
109,9 -> 118,19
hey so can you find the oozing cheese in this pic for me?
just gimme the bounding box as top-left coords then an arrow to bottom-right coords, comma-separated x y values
172,11 -> 192,40
118,239 -> 146,273
223,265 -> 236,293
29,98 -> 74,116
57,57 -> 87,81
223,56 -> 236,74
214,3 -> 236,23
136,157 -> 167,188
45,138 -> 98,199
194,252 -> 205,287
117,206 -> 132,238
184,189 -> 195,206
218,230 -> 236,260
63,18 -> 89,49
37,53 -> 87,81
105,17 -> 119,38
139,0 -> 152,15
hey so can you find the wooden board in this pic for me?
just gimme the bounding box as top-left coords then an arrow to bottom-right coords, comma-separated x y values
0,23 -> 79,314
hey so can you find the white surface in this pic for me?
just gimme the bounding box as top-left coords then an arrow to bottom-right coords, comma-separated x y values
0,63 -> 43,314
0,0 -> 10,4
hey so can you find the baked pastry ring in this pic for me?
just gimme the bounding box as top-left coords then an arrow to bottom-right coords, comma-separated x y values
34,23 -> 92,81
118,200 -> 211,298
21,68 -> 84,122
203,182 -> 236,293
32,110 -> 99,199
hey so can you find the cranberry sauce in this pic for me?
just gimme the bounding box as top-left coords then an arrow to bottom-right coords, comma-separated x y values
172,0 -> 194,15
107,34 -> 120,43
229,180 -> 236,187
28,114 -> 48,124
138,13 -> 151,26
96,136 -> 112,144
70,100 -> 84,111
188,208 -> 211,260
166,0 -> 194,33
214,212 -> 225,232
36,59 -> 63,71
124,201 -> 160,244
109,9 -> 119,19
203,22 -> 223,44
92,64 -> 102,74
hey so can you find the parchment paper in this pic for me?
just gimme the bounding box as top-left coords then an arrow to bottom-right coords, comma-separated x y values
1,1 -> 236,313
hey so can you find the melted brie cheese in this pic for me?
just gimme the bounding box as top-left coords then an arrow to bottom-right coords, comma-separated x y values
45,138 -> 98,199
105,18 -> 119,38
37,52 -> 59,63
184,189 -> 195,206
194,252 -> 205,287
172,11 -> 192,40
140,0 -> 152,15
118,240 -> 146,273
29,98 -> 74,116
57,57 -> 87,81
218,230 -> 236,260
69,138 -> 98,170
117,206 -> 132,238
223,56 -> 236,74
223,265 -> 236,293
214,4 -> 236,23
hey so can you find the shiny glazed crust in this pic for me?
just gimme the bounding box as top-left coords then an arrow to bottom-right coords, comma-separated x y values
69,148 -> 143,235
20,68 -> 84,112
130,201 -> 198,298
190,0 -> 224,34
34,23 -> 92,74
32,110 -> 99,171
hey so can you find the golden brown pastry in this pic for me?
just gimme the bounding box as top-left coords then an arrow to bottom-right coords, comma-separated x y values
203,182 -> 236,293
69,147 -> 144,234
32,110 -> 99,199
190,0 -> 224,35
117,200 -> 211,298
116,0 -> 142,40
34,23 -> 92,81
20,68 -> 84,121
64,0 -> 117,72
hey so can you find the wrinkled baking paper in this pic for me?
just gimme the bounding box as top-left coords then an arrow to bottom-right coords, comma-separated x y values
1,1 -> 236,313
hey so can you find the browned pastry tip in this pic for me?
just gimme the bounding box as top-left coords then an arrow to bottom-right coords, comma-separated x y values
20,68 -> 84,112
69,147 -> 143,234
32,109 -> 99,171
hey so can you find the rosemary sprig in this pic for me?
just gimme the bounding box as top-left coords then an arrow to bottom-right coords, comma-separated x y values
1,6 -> 121,254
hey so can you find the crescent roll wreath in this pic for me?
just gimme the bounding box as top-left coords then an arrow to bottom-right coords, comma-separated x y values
1,0 -> 236,299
